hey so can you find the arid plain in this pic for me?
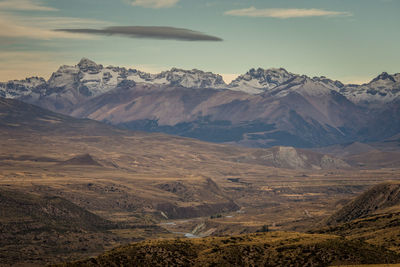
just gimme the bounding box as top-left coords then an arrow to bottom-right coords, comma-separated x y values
1,98 -> 400,265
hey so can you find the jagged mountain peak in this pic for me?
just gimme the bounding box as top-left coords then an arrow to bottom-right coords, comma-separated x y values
154,67 -> 227,88
370,72 -> 398,83
78,57 -> 96,66
77,57 -> 103,73
238,67 -> 292,81
228,67 -> 296,94
337,71 -> 400,106
228,68 -> 341,97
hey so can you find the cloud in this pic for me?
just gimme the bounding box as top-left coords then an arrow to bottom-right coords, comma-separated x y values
0,16 -> 84,40
0,13 -> 107,40
55,26 -> 223,41
224,7 -> 352,19
129,0 -> 180,8
0,0 -> 57,11
15,16 -> 110,29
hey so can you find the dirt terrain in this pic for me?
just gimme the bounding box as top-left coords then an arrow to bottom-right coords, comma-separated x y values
1,98 -> 400,265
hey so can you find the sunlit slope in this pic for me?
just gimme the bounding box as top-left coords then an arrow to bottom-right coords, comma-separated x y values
61,232 -> 400,267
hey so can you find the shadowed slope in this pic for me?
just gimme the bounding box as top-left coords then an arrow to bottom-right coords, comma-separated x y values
0,187 -> 116,264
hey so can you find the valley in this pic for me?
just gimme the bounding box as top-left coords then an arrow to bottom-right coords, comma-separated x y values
1,98 -> 400,265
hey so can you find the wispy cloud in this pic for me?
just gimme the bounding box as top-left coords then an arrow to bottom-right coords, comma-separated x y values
15,16 -> 110,29
0,0 -> 57,11
55,26 -> 223,41
224,7 -> 352,19
0,13 -> 103,40
129,0 -> 180,8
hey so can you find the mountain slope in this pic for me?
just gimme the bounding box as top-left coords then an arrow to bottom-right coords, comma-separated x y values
0,97 -> 349,169
314,183 -> 400,254
325,182 -> 400,226
0,97 -> 122,136
0,187 -> 116,265
66,81 -> 365,147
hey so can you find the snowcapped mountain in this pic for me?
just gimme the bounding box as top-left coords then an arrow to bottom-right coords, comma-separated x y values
0,58 -> 228,112
227,67 -> 400,106
338,72 -> 400,106
228,67 -> 346,98
1,58 -> 227,101
1,58 -> 399,106
228,68 -> 295,94
0,58 -> 399,148
46,58 -> 227,97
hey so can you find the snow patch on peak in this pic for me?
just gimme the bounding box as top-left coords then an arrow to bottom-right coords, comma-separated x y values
228,67 -> 295,94
371,72 -> 397,83
0,77 -> 47,99
338,72 -> 400,106
155,68 -> 227,89
42,59 -> 229,97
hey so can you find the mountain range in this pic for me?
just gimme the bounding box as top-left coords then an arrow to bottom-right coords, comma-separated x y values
1,58 -> 399,148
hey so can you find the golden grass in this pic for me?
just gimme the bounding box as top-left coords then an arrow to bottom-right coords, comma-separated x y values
61,232 -> 400,266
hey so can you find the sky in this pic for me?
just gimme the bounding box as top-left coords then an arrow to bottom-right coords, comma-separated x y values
0,0 -> 399,84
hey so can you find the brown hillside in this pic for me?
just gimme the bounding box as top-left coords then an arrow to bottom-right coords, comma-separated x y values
61,232 -> 400,267
325,182 -> 400,226
0,187 -> 116,265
